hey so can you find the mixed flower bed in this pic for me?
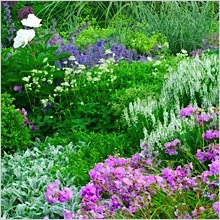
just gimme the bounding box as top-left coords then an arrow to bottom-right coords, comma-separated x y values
1,1 -> 219,219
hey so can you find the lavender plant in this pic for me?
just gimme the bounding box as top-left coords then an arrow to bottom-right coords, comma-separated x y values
2,1 -> 16,45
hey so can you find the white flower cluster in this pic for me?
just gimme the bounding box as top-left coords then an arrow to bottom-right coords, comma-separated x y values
124,54 -> 218,151
86,57 -> 116,83
53,56 -> 85,95
22,67 -> 54,92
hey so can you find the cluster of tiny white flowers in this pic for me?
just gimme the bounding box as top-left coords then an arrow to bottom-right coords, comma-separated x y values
86,56 -> 116,83
22,64 -> 55,92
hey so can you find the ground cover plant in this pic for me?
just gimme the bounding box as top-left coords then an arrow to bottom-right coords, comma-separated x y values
1,1 -> 219,219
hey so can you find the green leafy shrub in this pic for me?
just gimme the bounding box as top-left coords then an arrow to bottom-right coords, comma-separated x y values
52,131 -> 131,187
1,42 -> 69,139
1,93 -> 32,154
1,139 -> 81,219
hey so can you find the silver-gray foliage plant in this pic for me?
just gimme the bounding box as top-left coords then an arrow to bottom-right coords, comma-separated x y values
1,140 -> 82,219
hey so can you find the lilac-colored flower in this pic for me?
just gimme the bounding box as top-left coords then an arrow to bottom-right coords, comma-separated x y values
45,180 -> 61,204
202,130 -> 219,140
174,209 -> 179,218
43,216 -> 49,220
213,202 -> 219,216
209,159 -> 219,175
58,187 -> 73,203
196,113 -> 212,125
48,34 -> 64,46
80,183 -> 98,198
209,194 -> 216,201
196,149 -> 206,162
179,105 -> 195,118
109,195 -> 121,211
62,209 -> 75,219
201,170 -> 212,183
13,85 -> 22,92
164,139 -> 180,155
122,177 -> 133,186
21,108 -> 27,117
183,213 -> 192,219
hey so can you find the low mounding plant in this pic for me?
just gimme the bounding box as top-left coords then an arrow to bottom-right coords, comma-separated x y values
1,93 -> 32,154
44,106 -> 219,219
1,140 -> 81,219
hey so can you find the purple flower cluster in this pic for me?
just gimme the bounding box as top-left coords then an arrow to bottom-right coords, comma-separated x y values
16,108 -> 37,131
2,1 -> 17,7
190,33 -> 219,57
196,144 -> 219,162
73,155 -> 168,218
202,129 -> 219,140
48,34 -> 64,46
44,105 -> 219,219
17,5 -> 34,20
164,139 -> 181,155
162,163 -> 197,191
13,85 -> 22,92
45,180 -> 73,204
2,1 -> 16,44
53,37 -> 153,70
213,202 -> 219,217
196,113 -> 212,126
179,105 -> 195,118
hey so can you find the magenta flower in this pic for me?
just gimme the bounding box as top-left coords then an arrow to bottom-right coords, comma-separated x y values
58,187 -> 73,203
202,130 -> 219,140
213,202 -> 219,216
201,170 -> 212,183
196,149 -> 206,162
179,105 -> 195,118
45,180 -> 61,204
209,159 -> 219,175
13,85 -> 22,92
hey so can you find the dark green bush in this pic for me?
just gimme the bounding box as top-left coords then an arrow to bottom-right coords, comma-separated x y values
1,93 -> 32,154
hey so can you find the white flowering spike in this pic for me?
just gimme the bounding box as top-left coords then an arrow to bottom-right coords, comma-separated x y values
13,29 -> 35,48
21,14 -> 42,28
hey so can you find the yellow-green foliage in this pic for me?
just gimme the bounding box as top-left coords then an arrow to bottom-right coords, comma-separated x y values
127,32 -> 169,54
74,26 -> 115,49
